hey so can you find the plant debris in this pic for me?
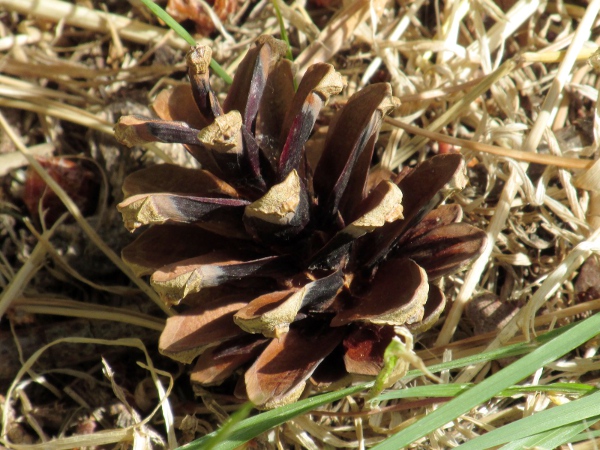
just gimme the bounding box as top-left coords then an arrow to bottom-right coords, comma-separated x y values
2,0 -> 600,448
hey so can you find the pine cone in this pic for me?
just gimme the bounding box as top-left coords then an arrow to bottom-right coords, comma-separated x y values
114,36 -> 487,409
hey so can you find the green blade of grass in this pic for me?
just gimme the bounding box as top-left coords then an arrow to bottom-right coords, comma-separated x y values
375,382 -> 595,402
571,428 -> 600,443
404,322 -> 574,380
138,0 -> 233,84
178,325 -> 576,450
499,382 -> 595,397
271,0 -> 293,61
139,0 -> 195,46
376,383 -> 473,401
498,416 -> 600,450
177,382 -> 372,450
457,397 -> 600,450
372,312 -> 600,449
202,402 -> 253,450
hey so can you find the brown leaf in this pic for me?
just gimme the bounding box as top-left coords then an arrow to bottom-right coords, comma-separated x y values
23,157 -> 98,226
331,258 -> 428,327
465,293 -> 519,335
244,325 -> 344,408
159,295 -> 248,363
166,0 -> 237,35
575,256 -> 600,302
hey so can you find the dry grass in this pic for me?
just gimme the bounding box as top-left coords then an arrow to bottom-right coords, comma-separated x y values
1,0 -> 600,448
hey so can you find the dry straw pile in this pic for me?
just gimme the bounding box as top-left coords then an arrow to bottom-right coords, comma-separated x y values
1,0 -> 600,448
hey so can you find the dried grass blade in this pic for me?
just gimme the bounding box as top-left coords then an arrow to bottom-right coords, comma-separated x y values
386,58 -> 517,168
24,221 -> 140,297
0,97 -> 113,135
14,297 -> 165,331
0,143 -> 54,176
386,117 -> 591,170
0,221 -> 59,320
440,0 -> 600,350
294,0 -> 386,76
0,0 -> 188,49
2,337 -> 173,449
522,0 -> 600,153
0,111 -> 171,316
436,169 -> 517,346
0,75 -> 85,103
467,0 -> 540,57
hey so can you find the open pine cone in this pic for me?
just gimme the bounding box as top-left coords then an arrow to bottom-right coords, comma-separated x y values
114,36 -> 487,409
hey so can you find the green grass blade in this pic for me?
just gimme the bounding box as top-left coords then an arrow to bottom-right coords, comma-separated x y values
457,395 -> 600,450
138,0 -> 233,84
202,403 -> 253,450
177,382 -> 372,450
375,382 -> 594,402
376,383 -> 473,401
139,0 -> 195,46
270,0 -> 293,61
372,312 -> 600,449
177,323 -> 581,450
404,341 -> 534,378
403,322 -> 573,381
571,428 -> 600,443
498,416 -> 600,450
500,382 -> 595,396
